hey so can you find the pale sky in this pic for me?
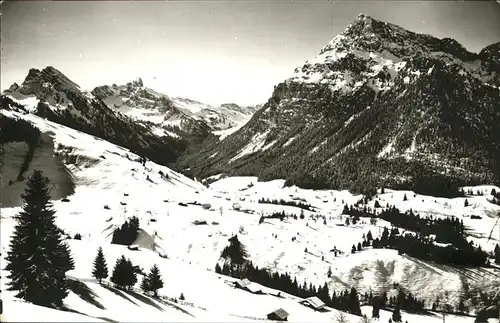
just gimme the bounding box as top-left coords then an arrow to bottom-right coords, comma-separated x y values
1,1 -> 499,106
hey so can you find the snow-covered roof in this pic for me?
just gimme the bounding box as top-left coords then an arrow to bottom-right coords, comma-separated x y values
268,308 -> 289,319
235,278 -> 251,287
246,283 -> 262,294
302,296 -> 326,309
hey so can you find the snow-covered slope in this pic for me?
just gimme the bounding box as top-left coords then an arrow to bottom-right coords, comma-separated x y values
1,108 -> 500,321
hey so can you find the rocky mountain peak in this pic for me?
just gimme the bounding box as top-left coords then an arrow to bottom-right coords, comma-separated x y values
480,41 -> 500,69
179,14 -> 500,195
12,66 -> 81,97
318,14 -> 481,62
127,77 -> 144,89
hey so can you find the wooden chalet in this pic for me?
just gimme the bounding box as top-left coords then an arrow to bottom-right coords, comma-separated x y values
300,296 -> 327,311
267,308 -> 289,321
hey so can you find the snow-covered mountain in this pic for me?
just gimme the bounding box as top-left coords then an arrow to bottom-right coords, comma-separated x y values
0,68 -> 260,173
2,13 -> 500,323
91,80 -> 259,135
171,98 -> 260,131
91,79 -> 211,139
1,67 -> 188,165
177,13 -> 500,193
1,108 -> 500,322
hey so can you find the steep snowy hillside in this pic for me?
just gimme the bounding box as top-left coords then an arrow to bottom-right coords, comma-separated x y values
1,67 -> 187,165
92,80 -> 259,136
177,13 -> 500,193
1,107 -> 500,322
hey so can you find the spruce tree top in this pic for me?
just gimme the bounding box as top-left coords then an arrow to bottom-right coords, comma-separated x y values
21,170 -> 54,215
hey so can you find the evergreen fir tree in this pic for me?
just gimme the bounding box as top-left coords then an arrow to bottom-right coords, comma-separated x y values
458,300 -> 465,313
494,244 -> 500,265
123,258 -> 138,289
392,305 -> 402,322
221,235 -> 248,272
111,256 -> 128,288
146,264 -> 164,297
381,291 -> 388,307
381,227 -> 390,241
140,275 -> 151,293
348,287 -> 362,315
92,246 -> 108,284
111,256 -> 136,289
372,300 -> 380,318
318,282 -> 330,303
5,170 -> 74,308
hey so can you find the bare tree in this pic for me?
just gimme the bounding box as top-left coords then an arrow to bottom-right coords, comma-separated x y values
359,314 -> 371,323
334,311 -> 350,323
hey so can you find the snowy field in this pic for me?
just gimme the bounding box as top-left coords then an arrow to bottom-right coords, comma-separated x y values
1,110 -> 499,322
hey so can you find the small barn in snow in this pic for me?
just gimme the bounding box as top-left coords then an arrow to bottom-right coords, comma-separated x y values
234,278 -> 251,289
233,278 -> 263,294
267,308 -> 289,321
300,296 -> 327,311
127,244 -> 139,251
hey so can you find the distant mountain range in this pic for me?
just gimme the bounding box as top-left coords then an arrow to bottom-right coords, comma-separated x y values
177,13 -> 500,194
1,67 -> 260,166
91,79 -> 259,135
2,13 -> 499,194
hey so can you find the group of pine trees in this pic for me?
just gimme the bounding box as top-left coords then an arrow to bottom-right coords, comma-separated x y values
373,226 -> 488,266
215,259 -> 363,316
91,247 -> 164,296
344,204 -> 466,243
4,170 -> 165,312
215,235 -> 363,315
257,198 -> 314,211
344,204 -> 489,267
351,231 -> 374,253
370,289 -> 425,321
259,211 -> 290,223
111,216 -> 140,245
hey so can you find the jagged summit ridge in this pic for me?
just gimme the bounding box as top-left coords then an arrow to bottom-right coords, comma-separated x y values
1,67 -> 189,166
13,66 -> 82,97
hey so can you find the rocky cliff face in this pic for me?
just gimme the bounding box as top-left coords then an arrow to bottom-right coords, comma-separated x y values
177,14 -> 500,193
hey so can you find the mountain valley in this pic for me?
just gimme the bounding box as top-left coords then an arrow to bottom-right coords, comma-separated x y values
1,12 -> 500,323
